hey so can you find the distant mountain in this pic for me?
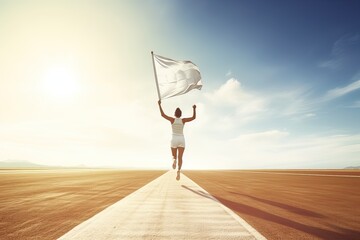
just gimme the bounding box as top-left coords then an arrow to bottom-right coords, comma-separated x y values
0,160 -> 95,169
344,166 -> 360,169
0,160 -> 50,168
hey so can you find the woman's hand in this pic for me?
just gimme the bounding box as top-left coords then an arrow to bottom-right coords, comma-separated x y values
158,100 -> 161,105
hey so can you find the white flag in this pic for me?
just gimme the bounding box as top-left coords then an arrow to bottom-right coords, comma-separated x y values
153,54 -> 202,99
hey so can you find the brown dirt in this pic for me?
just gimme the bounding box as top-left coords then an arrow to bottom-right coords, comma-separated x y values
0,169 -> 165,240
184,170 -> 360,240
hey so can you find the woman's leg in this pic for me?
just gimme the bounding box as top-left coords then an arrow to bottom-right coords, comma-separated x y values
176,147 -> 184,180
171,147 -> 177,159
177,147 -> 184,171
171,147 -> 177,169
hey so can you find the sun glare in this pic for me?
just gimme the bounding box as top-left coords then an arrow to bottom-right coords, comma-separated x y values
42,65 -> 80,100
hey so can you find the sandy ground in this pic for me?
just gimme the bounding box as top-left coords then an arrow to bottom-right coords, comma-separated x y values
1,169 -> 359,240
0,169 -> 165,240
184,170 -> 360,240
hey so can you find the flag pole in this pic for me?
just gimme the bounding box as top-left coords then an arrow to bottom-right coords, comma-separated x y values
151,51 -> 161,100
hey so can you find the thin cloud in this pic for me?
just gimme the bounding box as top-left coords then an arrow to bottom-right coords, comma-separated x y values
207,79 -> 318,121
319,58 -> 343,70
324,79 -> 360,100
223,131 -> 360,169
347,100 -> 360,108
266,86 -> 319,118
231,130 -> 289,143
319,34 -> 360,70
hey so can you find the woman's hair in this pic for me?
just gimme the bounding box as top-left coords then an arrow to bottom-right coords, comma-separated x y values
175,108 -> 182,118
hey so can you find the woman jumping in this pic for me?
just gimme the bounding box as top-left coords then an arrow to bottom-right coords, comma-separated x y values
158,100 -> 196,180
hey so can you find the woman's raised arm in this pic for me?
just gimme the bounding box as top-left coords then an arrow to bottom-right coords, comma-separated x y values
158,100 -> 174,122
183,105 -> 196,123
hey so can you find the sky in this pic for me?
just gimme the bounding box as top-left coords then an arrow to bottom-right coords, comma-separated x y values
0,0 -> 359,169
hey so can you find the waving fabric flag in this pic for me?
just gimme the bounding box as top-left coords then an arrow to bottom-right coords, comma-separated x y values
152,53 -> 202,99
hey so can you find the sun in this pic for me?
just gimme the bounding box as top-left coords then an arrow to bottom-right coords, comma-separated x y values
42,65 -> 80,100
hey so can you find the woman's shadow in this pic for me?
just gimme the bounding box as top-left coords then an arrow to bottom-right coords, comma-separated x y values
181,184 -> 360,240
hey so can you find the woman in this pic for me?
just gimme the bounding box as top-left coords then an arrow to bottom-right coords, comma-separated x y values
158,100 -> 196,180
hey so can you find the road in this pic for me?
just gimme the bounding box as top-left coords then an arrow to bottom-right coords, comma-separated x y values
59,171 -> 266,240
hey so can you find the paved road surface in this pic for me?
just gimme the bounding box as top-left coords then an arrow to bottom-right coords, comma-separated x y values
59,171 -> 266,240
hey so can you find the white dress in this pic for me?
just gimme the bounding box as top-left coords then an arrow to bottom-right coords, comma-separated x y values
171,118 -> 185,148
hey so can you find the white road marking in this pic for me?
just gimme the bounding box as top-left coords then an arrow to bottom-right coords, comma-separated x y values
243,171 -> 360,178
59,171 -> 266,240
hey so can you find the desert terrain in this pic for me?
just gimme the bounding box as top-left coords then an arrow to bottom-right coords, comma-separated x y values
184,170 -> 360,240
1,169 -> 359,240
0,169 -> 165,239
